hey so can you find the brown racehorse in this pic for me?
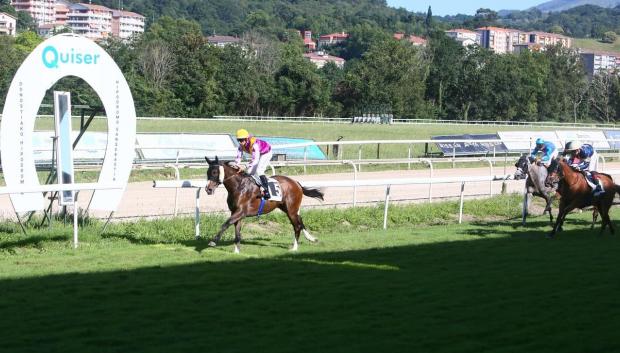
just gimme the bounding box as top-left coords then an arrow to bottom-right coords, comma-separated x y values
549,158 -> 619,237
204,156 -> 325,253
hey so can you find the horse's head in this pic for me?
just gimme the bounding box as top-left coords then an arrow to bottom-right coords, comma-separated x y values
205,156 -> 223,195
514,155 -> 531,180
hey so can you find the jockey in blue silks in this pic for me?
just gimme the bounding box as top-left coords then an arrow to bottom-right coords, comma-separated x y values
530,138 -> 558,170
564,140 -> 604,196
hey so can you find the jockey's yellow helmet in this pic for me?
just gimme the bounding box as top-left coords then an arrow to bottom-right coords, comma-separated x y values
236,129 -> 250,139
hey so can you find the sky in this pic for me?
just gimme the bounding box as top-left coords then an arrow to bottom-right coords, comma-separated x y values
386,0 -> 545,16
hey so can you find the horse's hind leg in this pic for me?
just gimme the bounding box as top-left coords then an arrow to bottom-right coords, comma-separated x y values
283,209 -> 303,251
296,210 -> 318,243
592,208 -> 599,230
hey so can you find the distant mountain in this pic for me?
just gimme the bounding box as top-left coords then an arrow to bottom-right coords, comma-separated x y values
534,0 -> 620,12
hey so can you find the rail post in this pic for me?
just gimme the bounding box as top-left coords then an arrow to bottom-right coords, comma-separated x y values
358,145 -> 363,172
458,182 -> 465,224
407,144 -> 412,170
303,146 -> 308,174
383,184 -> 391,230
195,187 -> 201,239
73,200 -> 79,249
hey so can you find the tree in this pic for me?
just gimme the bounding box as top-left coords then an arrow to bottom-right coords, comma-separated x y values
602,31 -> 617,43
138,41 -> 175,88
425,6 -> 433,32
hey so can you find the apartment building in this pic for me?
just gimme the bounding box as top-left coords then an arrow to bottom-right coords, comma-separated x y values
0,12 -> 17,36
318,32 -> 348,48
10,0 -> 55,25
111,9 -> 145,39
54,1 -> 69,24
528,31 -> 572,48
476,27 -> 572,54
580,51 -> 620,76
445,28 -> 479,46
67,3 -> 112,40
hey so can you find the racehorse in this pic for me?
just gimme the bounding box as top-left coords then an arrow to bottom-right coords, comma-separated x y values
204,156 -> 325,253
548,158 -> 619,237
514,155 -> 557,225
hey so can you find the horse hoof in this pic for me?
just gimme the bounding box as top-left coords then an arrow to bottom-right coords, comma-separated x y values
234,245 -> 240,254
546,233 -> 555,239
208,241 -> 217,247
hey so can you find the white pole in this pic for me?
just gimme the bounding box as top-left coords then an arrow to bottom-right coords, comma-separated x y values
303,147 -> 308,174
522,176 -> 528,226
73,201 -> 79,249
407,144 -> 412,170
195,188 -> 201,239
458,182 -> 465,224
383,185 -> 391,230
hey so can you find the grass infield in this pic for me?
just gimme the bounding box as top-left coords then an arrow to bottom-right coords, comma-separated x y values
1,194 -> 619,352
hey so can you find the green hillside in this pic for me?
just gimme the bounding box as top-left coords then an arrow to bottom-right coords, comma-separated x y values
573,37 -> 620,52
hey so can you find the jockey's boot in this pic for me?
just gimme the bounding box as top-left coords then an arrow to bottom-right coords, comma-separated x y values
259,175 -> 271,199
594,179 -> 605,197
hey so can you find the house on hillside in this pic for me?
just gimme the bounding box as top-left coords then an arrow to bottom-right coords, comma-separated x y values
207,35 -> 240,47
0,12 -> 17,37
302,30 -> 316,51
303,51 -> 345,69
393,32 -> 427,46
318,32 -> 348,48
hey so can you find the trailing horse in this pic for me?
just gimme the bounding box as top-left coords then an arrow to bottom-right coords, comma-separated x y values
549,158 -> 619,237
204,156 -> 325,253
514,155 -> 557,225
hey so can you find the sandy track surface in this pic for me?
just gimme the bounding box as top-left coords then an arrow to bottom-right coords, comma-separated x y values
3,163 -> 620,220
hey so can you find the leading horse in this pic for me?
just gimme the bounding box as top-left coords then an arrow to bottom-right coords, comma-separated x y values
549,158 -> 619,237
514,155 -> 557,225
205,156 -> 325,253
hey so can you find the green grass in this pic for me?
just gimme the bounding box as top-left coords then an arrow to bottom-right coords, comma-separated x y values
2,194 -> 620,352
574,37 -> 620,53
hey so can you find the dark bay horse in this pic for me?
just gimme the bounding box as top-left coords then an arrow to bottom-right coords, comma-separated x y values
549,158 -> 619,237
514,155 -> 557,225
205,157 -> 325,253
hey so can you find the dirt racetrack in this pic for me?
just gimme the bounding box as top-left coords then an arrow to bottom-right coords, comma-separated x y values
2,163 -> 620,220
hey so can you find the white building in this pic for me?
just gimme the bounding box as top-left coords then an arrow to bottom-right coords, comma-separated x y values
580,51 -> 620,76
10,0 -> 55,26
445,28 -> 479,46
303,51 -> 345,69
67,3 -> 112,41
0,12 -> 17,36
111,10 -> 144,39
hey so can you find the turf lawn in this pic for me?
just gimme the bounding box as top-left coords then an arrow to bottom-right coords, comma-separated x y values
1,194 -> 619,353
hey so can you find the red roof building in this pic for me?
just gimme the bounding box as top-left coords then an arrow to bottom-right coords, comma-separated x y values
318,32 -> 348,48
303,51 -> 345,69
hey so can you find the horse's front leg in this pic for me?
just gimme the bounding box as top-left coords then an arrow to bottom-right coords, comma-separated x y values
233,220 -> 242,254
209,210 -> 244,247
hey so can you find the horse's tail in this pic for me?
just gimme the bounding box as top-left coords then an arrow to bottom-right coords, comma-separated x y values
301,184 -> 325,201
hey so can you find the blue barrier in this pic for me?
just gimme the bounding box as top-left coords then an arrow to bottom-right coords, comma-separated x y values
262,137 -> 327,160
604,130 -> 620,149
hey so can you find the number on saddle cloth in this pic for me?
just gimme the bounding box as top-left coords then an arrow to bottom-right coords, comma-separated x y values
265,177 -> 282,201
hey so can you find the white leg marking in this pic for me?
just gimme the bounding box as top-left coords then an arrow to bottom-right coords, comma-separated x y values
303,229 -> 317,242
234,244 -> 240,254
291,237 -> 298,252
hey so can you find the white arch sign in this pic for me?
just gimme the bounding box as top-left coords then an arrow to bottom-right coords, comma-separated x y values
1,34 -> 136,212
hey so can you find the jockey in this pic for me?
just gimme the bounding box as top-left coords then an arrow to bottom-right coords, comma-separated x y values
563,140 -> 604,197
235,128 -> 273,199
530,137 -> 558,170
